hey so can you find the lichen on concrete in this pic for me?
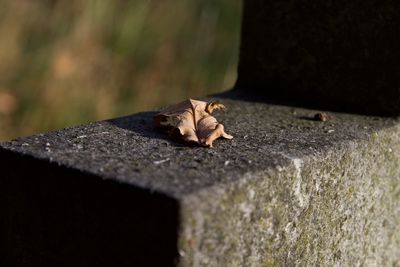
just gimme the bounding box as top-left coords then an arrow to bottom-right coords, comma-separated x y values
179,127 -> 400,266
1,98 -> 400,266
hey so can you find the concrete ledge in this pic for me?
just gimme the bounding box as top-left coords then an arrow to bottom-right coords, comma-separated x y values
1,98 -> 400,266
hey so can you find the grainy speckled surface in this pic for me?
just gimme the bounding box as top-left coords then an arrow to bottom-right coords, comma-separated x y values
1,98 -> 396,197
1,98 -> 400,266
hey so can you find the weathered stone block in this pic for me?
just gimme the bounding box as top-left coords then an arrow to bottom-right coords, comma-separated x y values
1,98 -> 400,266
237,0 -> 400,115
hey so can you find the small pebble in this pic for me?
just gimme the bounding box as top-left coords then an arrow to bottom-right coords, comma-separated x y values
153,158 -> 170,165
314,112 -> 330,122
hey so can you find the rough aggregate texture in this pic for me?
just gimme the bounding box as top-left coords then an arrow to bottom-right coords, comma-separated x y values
1,98 -> 400,266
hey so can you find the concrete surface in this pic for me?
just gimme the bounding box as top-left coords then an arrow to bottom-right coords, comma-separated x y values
1,97 -> 400,266
237,0 -> 400,116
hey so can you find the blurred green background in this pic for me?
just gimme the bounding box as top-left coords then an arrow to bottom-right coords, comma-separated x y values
0,0 -> 242,141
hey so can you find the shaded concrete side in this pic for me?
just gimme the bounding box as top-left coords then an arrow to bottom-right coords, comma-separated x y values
0,149 -> 180,267
237,0 -> 400,115
178,125 -> 400,266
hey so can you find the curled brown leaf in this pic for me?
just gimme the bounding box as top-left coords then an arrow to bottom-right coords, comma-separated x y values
154,99 -> 233,147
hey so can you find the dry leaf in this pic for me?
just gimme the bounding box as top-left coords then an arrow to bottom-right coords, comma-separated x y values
154,99 -> 233,147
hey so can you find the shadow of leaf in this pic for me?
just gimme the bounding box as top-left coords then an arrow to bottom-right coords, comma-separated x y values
108,111 -> 183,147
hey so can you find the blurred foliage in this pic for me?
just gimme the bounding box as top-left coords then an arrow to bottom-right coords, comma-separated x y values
0,0 -> 241,140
